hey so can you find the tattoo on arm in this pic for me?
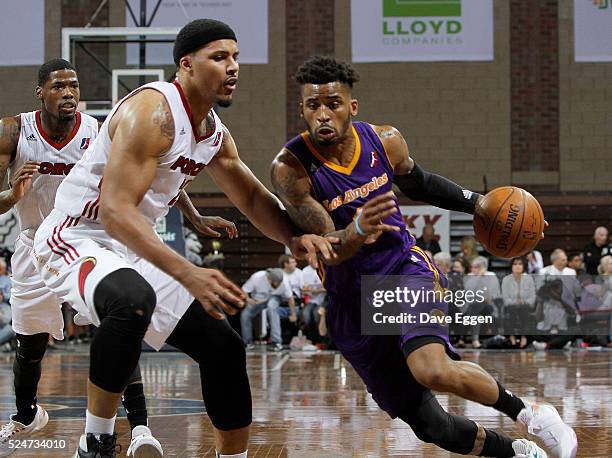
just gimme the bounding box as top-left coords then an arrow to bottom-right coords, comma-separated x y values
152,101 -> 174,140
271,157 -> 334,235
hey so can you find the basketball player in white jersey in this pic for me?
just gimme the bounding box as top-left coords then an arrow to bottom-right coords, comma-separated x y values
31,20 -> 335,458
0,59 -> 238,457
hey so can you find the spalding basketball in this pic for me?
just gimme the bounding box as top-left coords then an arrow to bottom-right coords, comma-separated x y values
473,186 -> 545,258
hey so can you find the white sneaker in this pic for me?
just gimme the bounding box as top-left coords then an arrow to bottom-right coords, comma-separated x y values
517,402 -> 578,458
513,439 -> 548,457
126,425 -> 163,457
0,406 -> 49,457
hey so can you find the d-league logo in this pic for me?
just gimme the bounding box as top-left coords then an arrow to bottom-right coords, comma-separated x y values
80,137 -> 91,149
370,151 -> 379,168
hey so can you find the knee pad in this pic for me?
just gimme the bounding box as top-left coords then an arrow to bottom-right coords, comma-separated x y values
94,268 -> 156,334
401,392 -> 477,454
15,333 -> 49,364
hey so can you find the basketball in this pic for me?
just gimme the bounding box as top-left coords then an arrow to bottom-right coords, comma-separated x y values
473,186 -> 545,258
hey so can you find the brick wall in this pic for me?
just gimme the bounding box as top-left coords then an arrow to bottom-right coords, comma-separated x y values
62,0 -> 110,102
188,0 -> 287,193
285,0 -> 335,139
334,0 -> 511,193
558,0 -> 612,191
510,0 -> 560,190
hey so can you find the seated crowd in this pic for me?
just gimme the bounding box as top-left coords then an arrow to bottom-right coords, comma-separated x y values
0,225 -> 610,352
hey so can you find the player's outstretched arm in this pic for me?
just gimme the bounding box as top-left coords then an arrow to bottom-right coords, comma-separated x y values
0,116 -> 39,214
99,90 -> 245,320
374,124 -> 482,214
175,189 -> 238,238
271,149 -> 399,266
206,126 -> 336,265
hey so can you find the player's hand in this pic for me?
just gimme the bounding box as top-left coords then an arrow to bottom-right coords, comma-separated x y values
540,220 -> 549,240
290,234 -> 339,267
9,161 -> 39,203
191,215 -> 238,239
356,191 -> 401,235
184,266 -> 246,320
289,312 -> 298,323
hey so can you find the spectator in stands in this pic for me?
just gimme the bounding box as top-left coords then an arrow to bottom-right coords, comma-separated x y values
416,224 -> 441,256
463,256 -> 500,348
240,268 -> 294,351
458,235 -> 479,265
0,259 -> 10,303
0,296 -> 13,351
452,256 -> 470,275
568,252 -> 590,283
301,265 -> 327,343
279,254 -> 303,306
526,250 -> 544,274
583,226 -> 611,276
595,255 -> 612,347
501,257 -> 536,349
539,249 -> 576,276
535,278 -> 576,335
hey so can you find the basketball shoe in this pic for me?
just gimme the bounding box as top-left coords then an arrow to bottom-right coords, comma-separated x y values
127,425 -> 163,457
74,433 -> 118,457
517,402 -> 578,458
512,439 -> 548,457
0,405 -> 49,457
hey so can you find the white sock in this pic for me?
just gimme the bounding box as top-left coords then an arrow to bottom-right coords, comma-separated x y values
216,451 -> 248,458
85,410 -> 116,437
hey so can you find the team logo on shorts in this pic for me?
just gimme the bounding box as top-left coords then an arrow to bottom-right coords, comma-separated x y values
78,258 -> 97,302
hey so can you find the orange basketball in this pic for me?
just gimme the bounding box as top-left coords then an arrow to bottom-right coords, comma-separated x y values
473,186 -> 545,258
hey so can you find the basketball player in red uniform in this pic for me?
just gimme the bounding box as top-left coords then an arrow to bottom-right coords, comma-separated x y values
0,59 -> 237,457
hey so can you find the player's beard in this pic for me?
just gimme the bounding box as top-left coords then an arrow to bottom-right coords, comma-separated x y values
310,116 -> 352,147
217,98 -> 233,108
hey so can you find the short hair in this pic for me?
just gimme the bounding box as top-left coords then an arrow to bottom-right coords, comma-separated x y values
295,56 -> 360,89
38,59 -> 76,86
472,256 -> 489,270
433,251 -> 451,267
278,254 -> 295,268
510,256 -> 527,271
550,248 -> 566,263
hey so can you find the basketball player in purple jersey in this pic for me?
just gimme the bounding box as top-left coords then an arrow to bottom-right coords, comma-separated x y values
271,56 -> 577,458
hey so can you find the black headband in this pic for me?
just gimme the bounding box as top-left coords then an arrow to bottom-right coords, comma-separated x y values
173,18 -> 237,66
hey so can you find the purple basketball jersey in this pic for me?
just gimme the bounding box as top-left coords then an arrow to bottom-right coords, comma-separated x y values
284,122 -> 415,294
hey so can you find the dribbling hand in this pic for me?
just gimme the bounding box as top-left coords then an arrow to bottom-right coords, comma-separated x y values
184,266 -> 246,320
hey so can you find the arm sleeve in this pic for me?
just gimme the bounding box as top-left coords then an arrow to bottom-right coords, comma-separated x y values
394,161 -> 481,214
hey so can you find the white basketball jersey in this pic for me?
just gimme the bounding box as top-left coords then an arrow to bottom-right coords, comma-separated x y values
8,111 -> 98,237
55,81 -> 224,226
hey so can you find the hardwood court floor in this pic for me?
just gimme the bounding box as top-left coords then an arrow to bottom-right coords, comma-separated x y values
0,346 -> 609,457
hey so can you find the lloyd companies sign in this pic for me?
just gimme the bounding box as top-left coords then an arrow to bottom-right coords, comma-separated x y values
574,0 -> 612,62
351,0 -> 494,62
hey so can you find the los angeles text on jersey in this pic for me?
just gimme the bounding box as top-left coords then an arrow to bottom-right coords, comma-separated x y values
323,173 -> 389,211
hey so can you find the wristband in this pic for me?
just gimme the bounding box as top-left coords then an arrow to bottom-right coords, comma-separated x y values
354,211 -> 366,236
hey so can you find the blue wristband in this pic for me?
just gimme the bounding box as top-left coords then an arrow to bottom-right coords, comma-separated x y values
354,211 -> 366,236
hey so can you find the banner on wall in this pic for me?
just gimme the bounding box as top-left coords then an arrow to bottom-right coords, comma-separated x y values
351,0 -> 493,62
0,0 -> 44,66
126,0 -> 268,65
574,0 -> 612,62
155,206 -> 186,256
400,206 -> 450,253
